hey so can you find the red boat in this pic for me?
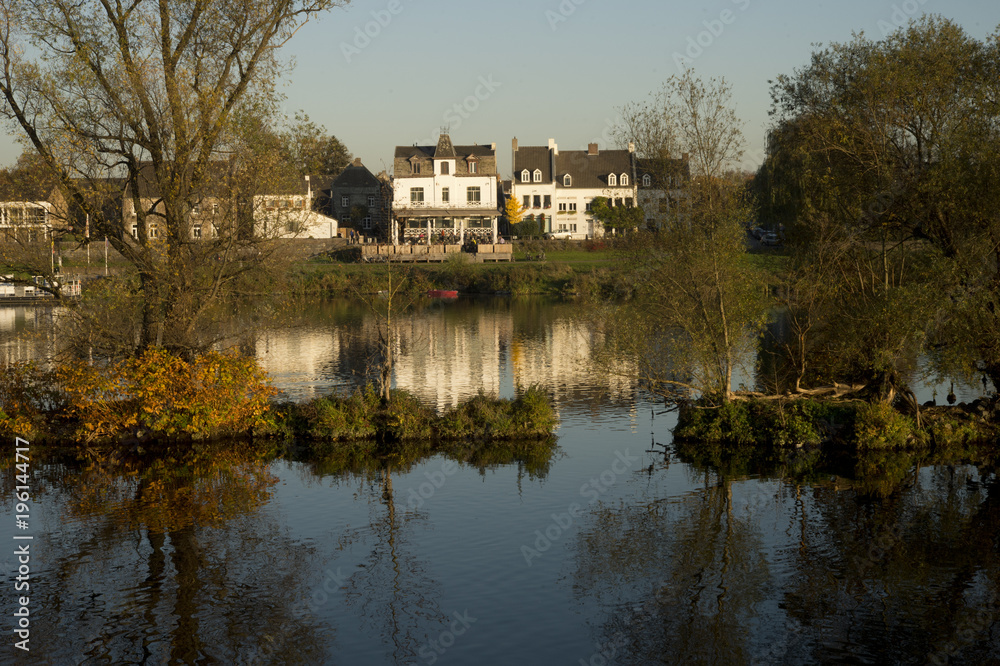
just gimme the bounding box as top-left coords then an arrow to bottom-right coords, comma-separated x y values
427,289 -> 459,298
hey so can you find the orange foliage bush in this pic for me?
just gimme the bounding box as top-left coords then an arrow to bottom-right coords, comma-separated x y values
56,348 -> 277,441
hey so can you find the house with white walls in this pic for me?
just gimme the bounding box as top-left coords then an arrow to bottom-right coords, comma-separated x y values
511,138 -> 637,239
392,134 -> 501,244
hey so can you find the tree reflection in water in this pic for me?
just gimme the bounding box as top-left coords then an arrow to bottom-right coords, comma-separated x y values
571,445 -> 1000,664
4,442 -> 328,664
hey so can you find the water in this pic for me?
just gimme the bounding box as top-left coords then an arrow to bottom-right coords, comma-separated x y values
1,297 -> 998,664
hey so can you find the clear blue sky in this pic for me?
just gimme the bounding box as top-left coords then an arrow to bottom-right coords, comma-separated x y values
2,0 -> 997,176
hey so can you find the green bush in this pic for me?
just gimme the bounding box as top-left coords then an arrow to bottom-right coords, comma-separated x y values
853,401 -> 919,449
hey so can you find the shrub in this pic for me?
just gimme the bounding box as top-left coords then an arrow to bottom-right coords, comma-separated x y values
0,362 -> 60,440
56,348 -> 276,442
853,401 -> 918,449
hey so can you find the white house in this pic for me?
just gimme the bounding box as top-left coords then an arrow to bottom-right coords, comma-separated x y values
511,138 -> 637,239
392,134 -> 501,244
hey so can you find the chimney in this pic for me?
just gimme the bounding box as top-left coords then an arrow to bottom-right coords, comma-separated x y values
353,157 -> 362,167
490,142 -> 496,151
588,143 -> 598,156
628,141 -> 635,153
512,137 -> 518,152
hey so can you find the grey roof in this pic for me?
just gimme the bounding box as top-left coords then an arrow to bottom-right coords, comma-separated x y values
331,163 -> 381,190
636,157 -> 690,186
394,143 -> 495,160
555,149 -> 634,189
512,147 -> 553,183
434,134 -> 456,158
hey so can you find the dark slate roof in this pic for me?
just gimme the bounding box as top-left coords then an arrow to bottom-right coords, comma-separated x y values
434,134 -> 456,158
128,162 -> 232,199
331,163 -> 381,189
636,157 -> 690,186
394,144 -> 495,160
555,149 -> 634,189
512,147 -> 553,183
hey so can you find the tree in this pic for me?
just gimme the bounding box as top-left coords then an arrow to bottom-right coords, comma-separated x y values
762,16 -> 1000,397
504,196 -> 525,226
284,112 -> 352,177
590,196 -> 644,233
608,73 -> 765,403
0,0 -> 347,354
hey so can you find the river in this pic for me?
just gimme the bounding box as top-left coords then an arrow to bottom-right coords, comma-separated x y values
0,297 -> 997,664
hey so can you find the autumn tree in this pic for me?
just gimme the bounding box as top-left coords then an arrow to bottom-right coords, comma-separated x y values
0,0 -> 348,354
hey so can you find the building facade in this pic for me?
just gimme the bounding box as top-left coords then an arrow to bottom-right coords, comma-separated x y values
511,138 -> 637,239
392,134 -> 501,244
327,158 -> 390,240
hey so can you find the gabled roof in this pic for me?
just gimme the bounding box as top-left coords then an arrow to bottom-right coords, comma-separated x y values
512,147 -> 553,183
555,149 -> 634,189
331,162 -> 381,189
636,157 -> 690,186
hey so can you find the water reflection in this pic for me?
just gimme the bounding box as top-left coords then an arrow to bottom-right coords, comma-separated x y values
571,445 -> 1000,664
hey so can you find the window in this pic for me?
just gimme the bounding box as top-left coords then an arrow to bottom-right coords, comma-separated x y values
608,173 -> 617,186
621,174 -> 629,186
533,169 -> 542,183
569,203 -> 577,212
563,174 -> 572,187
412,162 -> 421,174
362,217 -> 372,230
131,224 -> 139,239
441,161 -> 450,175
192,203 -> 201,215
642,174 -> 651,187
192,225 -> 202,239
342,195 -> 350,208
212,203 -> 219,216
523,195 -> 530,208
543,195 -> 551,208
441,187 -> 450,203
410,187 -> 424,203
521,170 -> 529,183
469,161 -> 477,174
558,203 -> 567,212
368,195 -> 376,207
467,187 -> 481,203
533,195 -> 541,208
148,223 -> 159,239
585,201 -> 593,212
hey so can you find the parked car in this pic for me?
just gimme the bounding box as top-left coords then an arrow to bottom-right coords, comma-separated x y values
749,226 -> 765,240
761,232 -> 782,246
544,231 -> 572,240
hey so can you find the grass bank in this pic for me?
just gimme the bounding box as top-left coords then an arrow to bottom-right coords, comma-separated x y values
674,395 -> 1000,450
287,242 -> 623,298
277,384 -> 558,444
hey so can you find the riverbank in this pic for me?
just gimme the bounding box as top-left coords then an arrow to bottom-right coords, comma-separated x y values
0,352 -> 559,449
674,394 -> 1000,450
286,242 -> 623,298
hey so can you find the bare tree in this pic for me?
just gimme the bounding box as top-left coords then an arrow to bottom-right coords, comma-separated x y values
0,0 -> 348,353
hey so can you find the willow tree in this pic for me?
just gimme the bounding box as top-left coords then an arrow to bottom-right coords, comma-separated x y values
0,0 -> 347,353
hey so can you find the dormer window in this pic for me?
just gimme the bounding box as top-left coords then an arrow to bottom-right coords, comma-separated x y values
533,169 -> 542,183
620,174 -> 629,186
520,170 -> 530,183
563,174 -> 572,187
608,173 -> 617,186
412,162 -> 421,175
469,161 -> 477,174
642,174 -> 651,187
440,162 -> 450,175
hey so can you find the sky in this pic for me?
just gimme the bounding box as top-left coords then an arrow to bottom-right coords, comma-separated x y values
1,0 -> 997,177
